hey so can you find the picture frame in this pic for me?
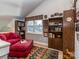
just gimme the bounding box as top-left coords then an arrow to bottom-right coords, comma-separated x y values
44,32 -> 48,37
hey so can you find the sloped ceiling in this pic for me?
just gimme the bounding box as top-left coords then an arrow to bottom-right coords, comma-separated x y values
20,0 -> 45,17
0,0 -> 45,17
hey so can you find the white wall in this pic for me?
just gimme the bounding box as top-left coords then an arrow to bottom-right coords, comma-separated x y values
0,4 -> 20,16
26,0 -> 73,45
7,18 -> 16,32
75,0 -> 79,59
0,16 -> 19,32
0,0 -> 23,16
75,32 -> 79,59
28,0 -> 73,17
26,33 -> 48,43
0,16 -> 13,32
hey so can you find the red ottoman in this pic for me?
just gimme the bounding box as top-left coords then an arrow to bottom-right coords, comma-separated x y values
9,40 -> 33,57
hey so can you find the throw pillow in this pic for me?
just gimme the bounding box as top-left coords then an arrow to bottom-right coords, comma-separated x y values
0,34 -> 7,40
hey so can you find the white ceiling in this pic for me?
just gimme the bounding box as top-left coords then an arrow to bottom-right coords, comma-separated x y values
20,0 -> 45,17
0,0 -> 45,17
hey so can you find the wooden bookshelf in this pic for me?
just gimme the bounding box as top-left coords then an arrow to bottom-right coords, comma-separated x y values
48,17 -> 63,51
15,20 -> 25,39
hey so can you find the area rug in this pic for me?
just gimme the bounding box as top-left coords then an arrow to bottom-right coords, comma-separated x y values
8,46 -> 58,59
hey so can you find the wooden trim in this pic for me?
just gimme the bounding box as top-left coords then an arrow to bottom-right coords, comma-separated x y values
25,15 -> 43,21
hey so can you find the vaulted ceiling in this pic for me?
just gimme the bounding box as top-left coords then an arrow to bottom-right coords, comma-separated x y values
0,0 -> 45,17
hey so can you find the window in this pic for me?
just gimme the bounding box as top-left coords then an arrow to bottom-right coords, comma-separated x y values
27,20 -> 43,34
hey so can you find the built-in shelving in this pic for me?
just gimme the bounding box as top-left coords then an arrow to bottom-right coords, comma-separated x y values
48,17 -> 63,51
43,20 -> 48,37
15,20 -> 25,39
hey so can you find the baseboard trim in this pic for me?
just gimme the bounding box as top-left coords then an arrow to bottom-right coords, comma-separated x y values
34,41 -> 48,47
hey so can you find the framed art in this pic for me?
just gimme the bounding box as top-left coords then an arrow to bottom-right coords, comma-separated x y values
43,32 -> 48,37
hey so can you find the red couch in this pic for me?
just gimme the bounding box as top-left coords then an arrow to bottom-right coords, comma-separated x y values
0,32 -> 20,45
0,32 -> 33,57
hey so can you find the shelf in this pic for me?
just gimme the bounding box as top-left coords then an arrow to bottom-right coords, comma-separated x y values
17,30 -> 25,32
49,25 -> 62,27
48,17 -> 63,51
49,31 -> 62,32
18,26 -> 25,27
15,20 -> 25,39
43,29 -> 48,32
49,29 -> 62,32
48,37 -> 62,39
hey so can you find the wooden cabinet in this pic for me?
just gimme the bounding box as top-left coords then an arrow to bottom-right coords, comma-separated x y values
43,20 -> 48,37
15,20 -> 25,39
48,17 -> 63,51
43,10 -> 75,58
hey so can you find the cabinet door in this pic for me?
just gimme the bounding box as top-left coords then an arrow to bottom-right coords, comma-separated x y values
48,38 -> 63,50
48,38 -> 55,48
54,38 -> 63,50
63,9 -> 75,59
